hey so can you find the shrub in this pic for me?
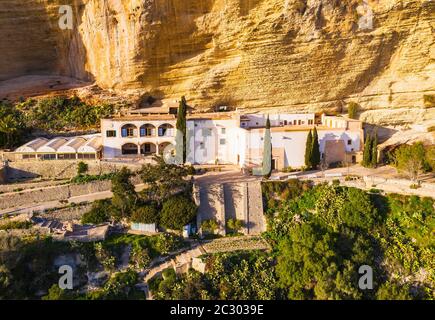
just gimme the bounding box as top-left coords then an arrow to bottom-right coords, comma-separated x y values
77,162 -> 89,176
94,242 -> 116,272
129,246 -> 151,270
153,233 -> 181,255
130,205 -> 158,224
340,187 -> 378,229
186,165 -> 196,175
160,195 -> 197,230
226,219 -> 243,233
347,101 -> 359,119
394,143 -> 426,181
81,200 -> 113,224
201,219 -> 219,234
281,166 -> 295,173
70,173 -> 115,184
0,220 -> 32,231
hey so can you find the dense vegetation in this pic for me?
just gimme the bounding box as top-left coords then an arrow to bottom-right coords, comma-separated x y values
149,252 -> 278,300
147,179 -> 434,301
388,142 -> 434,181
265,182 -> 434,300
0,232 -> 186,299
0,96 -> 114,149
81,157 -> 197,231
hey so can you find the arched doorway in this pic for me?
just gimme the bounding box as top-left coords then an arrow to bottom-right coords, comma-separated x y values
140,143 -> 157,156
122,143 -> 138,155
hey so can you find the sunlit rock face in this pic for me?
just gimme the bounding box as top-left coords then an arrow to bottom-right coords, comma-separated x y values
0,0 -> 434,124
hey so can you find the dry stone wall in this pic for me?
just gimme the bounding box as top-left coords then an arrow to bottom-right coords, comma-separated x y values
5,160 -> 140,181
0,180 -> 111,210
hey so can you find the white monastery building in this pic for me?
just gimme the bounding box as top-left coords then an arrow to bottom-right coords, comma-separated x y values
100,112 -> 364,170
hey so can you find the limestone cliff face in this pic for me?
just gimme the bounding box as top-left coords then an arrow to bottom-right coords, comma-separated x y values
0,0 -> 434,124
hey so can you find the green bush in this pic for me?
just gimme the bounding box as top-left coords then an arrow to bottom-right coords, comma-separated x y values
81,200 -> 113,224
160,195 -> 197,230
129,246 -> 151,270
130,205 -> 158,224
17,96 -> 115,132
226,219 -> 243,233
77,162 -> 89,176
70,173 -> 115,184
347,101 -> 359,119
201,219 -> 219,234
0,220 -> 32,231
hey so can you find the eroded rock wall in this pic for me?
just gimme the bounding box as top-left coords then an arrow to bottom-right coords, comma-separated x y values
0,0 -> 433,124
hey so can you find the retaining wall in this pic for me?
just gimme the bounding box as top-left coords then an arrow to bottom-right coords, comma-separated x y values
5,160 -> 141,181
0,180 -> 112,210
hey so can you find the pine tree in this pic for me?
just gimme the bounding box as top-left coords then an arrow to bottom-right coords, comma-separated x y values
371,129 -> 378,168
311,127 -> 321,169
176,96 -> 187,163
305,130 -> 313,169
262,116 -> 272,177
362,133 -> 372,167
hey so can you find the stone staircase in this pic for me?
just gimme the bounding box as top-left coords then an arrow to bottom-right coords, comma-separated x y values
197,181 -> 265,236
197,184 -> 226,236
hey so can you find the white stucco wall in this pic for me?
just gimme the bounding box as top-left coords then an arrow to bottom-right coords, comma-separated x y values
245,129 -> 362,168
101,119 -> 176,159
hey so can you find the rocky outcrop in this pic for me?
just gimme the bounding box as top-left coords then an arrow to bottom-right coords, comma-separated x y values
0,0 -> 433,124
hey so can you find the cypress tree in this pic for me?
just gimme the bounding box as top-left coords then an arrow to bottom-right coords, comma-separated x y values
262,116 -> 272,177
362,133 -> 372,167
311,126 -> 321,169
305,130 -> 313,169
371,129 -> 378,168
176,96 -> 187,163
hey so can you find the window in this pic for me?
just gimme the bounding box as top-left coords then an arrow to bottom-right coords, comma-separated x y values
348,140 -> 352,145
293,120 -> 297,125
78,153 -> 96,159
298,120 -> 302,125
22,154 -> 36,160
106,130 -> 116,138
122,127 -> 136,138
284,120 -> 288,125
140,127 -> 154,137
58,154 -> 76,160
39,154 -> 56,160
308,119 -> 314,125
221,128 -> 226,134
220,139 -> 226,145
